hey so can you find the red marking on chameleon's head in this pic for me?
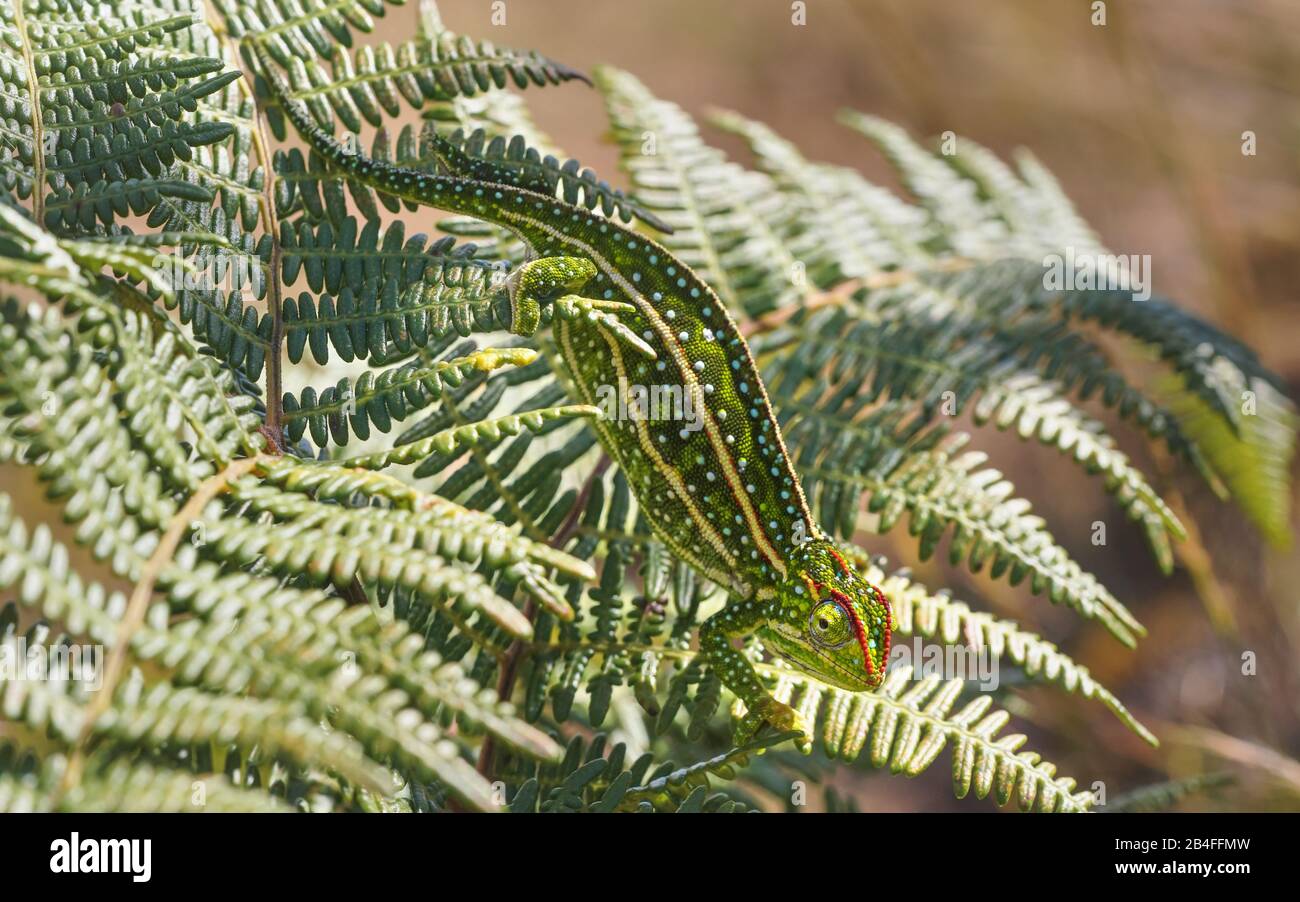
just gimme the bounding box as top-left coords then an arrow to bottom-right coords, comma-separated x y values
824,549 -> 890,685
827,547 -> 852,577
829,588 -> 880,683
876,588 -> 892,685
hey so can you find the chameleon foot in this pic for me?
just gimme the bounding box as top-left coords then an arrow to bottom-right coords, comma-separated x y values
555,295 -> 657,359
508,257 -> 599,336
735,695 -> 811,754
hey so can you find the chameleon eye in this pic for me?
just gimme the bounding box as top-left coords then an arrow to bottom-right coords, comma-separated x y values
807,600 -> 851,649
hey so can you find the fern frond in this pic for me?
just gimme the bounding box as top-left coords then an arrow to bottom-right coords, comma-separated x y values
760,302 -> 1185,568
337,402 -> 600,470
0,2 -> 231,226
773,398 -> 1144,645
1164,376 -> 1297,548
233,461 -> 596,583
254,29 -> 586,126
711,109 -> 934,280
596,68 -> 806,316
836,546 -> 1157,745
765,668 -> 1096,811
281,346 -> 536,446
837,112 -> 1011,259
0,490 -> 568,811
503,731 -> 772,813
1104,772 -> 1234,813
65,762 -> 293,813
214,0 -> 404,62
280,220 -> 510,364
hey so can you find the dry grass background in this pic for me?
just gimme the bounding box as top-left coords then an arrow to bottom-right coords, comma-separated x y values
5,0 -> 1298,810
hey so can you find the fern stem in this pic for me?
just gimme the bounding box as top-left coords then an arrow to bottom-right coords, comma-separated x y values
446,386 -> 546,543
12,0 -> 44,225
1155,462 -> 1239,635
553,455 -> 611,548
239,36 -> 288,449
263,240 -> 286,448
476,597 -> 537,783
477,457 -> 611,782
54,456 -> 264,805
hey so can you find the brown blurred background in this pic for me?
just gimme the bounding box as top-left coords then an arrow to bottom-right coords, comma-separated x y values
430,0 -> 1300,810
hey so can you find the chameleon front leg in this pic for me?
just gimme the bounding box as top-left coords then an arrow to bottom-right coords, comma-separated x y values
508,256 -> 595,336
508,258 -> 655,358
552,295 -> 656,358
700,598 -> 811,752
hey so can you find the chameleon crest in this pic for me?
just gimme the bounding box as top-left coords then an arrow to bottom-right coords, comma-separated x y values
257,47 -> 891,748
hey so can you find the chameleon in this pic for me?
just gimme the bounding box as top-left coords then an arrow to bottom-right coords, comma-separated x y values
257,49 -> 891,747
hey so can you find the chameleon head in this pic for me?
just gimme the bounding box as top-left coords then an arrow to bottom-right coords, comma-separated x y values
758,540 -> 892,692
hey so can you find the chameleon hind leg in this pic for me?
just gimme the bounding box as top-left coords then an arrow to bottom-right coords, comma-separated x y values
700,598 -> 811,753
509,257 -> 655,358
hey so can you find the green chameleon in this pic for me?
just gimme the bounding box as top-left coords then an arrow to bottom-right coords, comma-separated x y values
258,49 -> 891,747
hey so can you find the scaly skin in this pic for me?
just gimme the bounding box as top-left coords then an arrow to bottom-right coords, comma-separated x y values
259,50 -> 891,748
